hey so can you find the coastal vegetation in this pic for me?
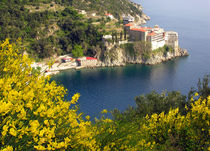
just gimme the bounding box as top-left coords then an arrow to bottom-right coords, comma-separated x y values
71,0 -> 142,22
72,45 -> 84,58
121,42 -> 174,60
0,40 -> 209,150
122,42 -> 152,59
0,0 -> 103,59
0,0 -> 142,60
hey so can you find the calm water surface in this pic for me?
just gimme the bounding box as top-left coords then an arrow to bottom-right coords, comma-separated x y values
52,0 -> 210,118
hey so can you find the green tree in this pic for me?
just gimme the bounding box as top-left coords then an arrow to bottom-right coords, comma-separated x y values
133,41 -> 152,59
72,44 -> 84,58
197,75 -> 210,98
135,90 -> 187,116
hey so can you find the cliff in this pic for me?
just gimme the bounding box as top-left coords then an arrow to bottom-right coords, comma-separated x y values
99,43 -> 188,66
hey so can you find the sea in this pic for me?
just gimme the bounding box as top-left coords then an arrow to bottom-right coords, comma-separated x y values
52,0 -> 210,118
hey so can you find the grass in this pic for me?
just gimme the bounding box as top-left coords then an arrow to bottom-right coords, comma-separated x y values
152,45 -> 174,56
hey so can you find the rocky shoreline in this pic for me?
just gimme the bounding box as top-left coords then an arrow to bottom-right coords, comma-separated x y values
143,48 -> 189,65
43,2 -> 189,75
98,48 -> 189,67
44,47 -> 188,76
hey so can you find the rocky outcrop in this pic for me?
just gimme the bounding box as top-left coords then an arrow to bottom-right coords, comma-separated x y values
99,43 -> 189,67
141,48 -> 189,65
135,14 -> 149,25
130,1 -> 150,25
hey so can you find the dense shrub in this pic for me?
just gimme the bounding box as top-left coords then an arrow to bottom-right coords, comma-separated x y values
97,93 -> 209,151
72,45 -> 84,58
0,40 -> 209,150
0,39 -> 98,150
0,2 -> 102,59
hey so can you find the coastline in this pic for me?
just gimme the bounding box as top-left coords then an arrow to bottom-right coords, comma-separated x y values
40,2 -> 189,76
45,48 -> 188,76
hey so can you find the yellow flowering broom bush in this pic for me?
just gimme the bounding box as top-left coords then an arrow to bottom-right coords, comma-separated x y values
0,39 -> 209,151
135,95 -> 210,151
94,95 -> 209,151
0,39 -> 98,150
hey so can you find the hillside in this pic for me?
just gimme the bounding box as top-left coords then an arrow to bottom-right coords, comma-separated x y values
0,0 -> 144,59
72,0 -> 142,19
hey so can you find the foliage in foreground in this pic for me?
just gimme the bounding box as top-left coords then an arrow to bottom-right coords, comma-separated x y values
98,93 -> 209,151
0,39 -> 98,150
0,40 -> 209,151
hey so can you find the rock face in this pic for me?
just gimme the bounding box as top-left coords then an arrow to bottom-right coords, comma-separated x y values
128,1 -> 150,25
142,48 -> 188,65
95,2 -> 188,67
135,13 -> 150,25
99,43 -> 189,67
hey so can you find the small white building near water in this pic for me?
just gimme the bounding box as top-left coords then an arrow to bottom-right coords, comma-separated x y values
76,57 -> 98,67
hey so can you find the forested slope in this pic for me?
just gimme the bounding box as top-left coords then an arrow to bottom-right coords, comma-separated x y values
0,0 -> 142,59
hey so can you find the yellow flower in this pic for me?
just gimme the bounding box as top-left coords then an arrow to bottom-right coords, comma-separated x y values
101,109 -> 108,114
103,119 -> 113,123
86,115 -> 90,120
0,40 -> 98,150
34,145 -> 46,151
57,142 -> 65,149
18,108 -> 27,120
9,128 -> 17,137
26,101 -> 33,110
1,146 -> 13,151
71,93 -> 80,104
44,120 -> 50,127
30,120 -> 40,128
64,137 -> 71,144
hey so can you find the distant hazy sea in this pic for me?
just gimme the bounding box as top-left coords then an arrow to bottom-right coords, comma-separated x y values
52,0 -> 210,118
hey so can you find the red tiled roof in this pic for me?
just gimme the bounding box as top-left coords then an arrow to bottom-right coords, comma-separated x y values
86,57 -> 97,60
148,32 -> 156,36
131,28 -> 146,32
125,23 -> 132,27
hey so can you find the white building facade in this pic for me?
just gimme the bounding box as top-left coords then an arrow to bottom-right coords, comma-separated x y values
126,24 -> 178,51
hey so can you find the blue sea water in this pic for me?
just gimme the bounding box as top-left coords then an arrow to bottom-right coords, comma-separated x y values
52,0 -> 210,118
